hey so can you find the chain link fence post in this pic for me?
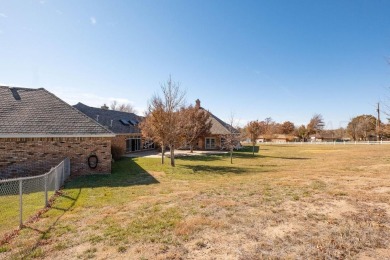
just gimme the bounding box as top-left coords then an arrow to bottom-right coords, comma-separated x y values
44,173 -> 48,207
19,179 -> 23,228
54,166 -> 58,192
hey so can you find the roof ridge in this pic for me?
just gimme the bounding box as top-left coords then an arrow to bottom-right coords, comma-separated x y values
0,85 -> 44,91
74,102 -> 139,117
40,88 -> 114,134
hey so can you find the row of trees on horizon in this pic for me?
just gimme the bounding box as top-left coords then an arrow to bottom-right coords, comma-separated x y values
107,99 -> 389,144
107,96 -> 390,145
243,114 -> 390,144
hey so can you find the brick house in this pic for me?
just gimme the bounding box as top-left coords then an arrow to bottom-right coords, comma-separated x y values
0,86 -> 115,179
194,100 -> 239,150
74,103 -> 155,155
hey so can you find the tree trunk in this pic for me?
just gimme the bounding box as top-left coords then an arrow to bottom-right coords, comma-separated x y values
252,143 -> 255,155
190,144 -> 193,153
170,145 -> 175,167
230,148 -> 233,164
161,143 -> 165,164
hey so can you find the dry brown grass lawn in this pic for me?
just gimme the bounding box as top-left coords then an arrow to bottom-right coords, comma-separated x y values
1,144 -> 390,259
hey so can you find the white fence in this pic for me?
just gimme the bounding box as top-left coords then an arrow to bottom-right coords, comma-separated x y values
259,141 -> 390,145
0,158 -> 70,239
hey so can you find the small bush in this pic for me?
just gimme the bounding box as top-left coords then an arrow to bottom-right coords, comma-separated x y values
111,145 -> 124,161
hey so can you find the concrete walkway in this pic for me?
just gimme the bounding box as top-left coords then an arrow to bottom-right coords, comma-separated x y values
123,149 -> 228,158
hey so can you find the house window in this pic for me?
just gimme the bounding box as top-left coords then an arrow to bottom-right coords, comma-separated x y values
126,136 -> 141,152
205,137 -> 216,149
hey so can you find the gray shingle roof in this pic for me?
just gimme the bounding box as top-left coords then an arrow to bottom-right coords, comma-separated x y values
73,103 -> 142,134
0,86 -> 114,137
200,107 -> 239,135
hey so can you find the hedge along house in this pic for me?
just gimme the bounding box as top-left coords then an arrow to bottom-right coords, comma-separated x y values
73,103 -> 155,155
0,86 -> 115,179
195,99 -> 239,150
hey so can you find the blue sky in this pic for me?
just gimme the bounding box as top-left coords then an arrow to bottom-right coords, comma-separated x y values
1,0 -> 390,128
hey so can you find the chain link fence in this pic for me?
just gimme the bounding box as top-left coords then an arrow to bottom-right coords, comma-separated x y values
0,158 -> 70,239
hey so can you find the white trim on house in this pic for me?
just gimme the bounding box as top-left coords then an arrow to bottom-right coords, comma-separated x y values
0,134 -> 115,138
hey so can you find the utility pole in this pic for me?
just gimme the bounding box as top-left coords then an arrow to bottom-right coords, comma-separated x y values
377,102 -> 380,141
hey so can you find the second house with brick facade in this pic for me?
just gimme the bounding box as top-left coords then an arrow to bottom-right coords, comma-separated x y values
74,103 -> 155,156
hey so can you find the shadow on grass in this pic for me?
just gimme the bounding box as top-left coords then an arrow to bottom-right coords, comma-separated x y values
182,164 -> 249,174
181,164 -> 274,175
176,154 -> 225,162
230,152 -> 310,160
176,150 -> 310,162
238,146 -> 270,152
65,157 -> 159,189
238,146 -> 260,153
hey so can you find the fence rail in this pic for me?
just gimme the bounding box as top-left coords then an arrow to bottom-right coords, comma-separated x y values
0,158 -> 70,239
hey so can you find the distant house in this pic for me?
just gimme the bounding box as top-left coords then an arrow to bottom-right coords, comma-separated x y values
194,100 -> 239,150
257,134 -> 298,143
0,86 -> 115,179
310,132 -> 352,142
74,103 -> 155,155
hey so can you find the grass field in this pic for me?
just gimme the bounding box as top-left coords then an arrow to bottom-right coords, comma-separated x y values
1,144 -> 390,259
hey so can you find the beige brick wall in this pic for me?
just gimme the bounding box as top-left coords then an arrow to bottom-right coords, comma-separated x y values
0,137 -> 112,179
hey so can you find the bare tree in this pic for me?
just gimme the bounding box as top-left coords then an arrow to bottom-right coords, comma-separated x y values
140,102 -> 167,164
179,103 -> 212,153
139,76 -> 185,166
334,127 -> 346,140
245,120 -> 262,155
110,100 -> 119,110
382,123 -> 390,138
307,114 -> 325,136
260,117 -> 275,141
110,100 -> 137,114
221,115 -> 241,164
347,117 -> 360,141
360,115 -> 376,140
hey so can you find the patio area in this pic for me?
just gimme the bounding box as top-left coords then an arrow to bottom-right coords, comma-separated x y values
123,149 -> 228,158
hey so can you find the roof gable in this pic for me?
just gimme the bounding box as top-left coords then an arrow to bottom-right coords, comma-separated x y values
0,86 -> 114,137
199,107 -> 238,135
